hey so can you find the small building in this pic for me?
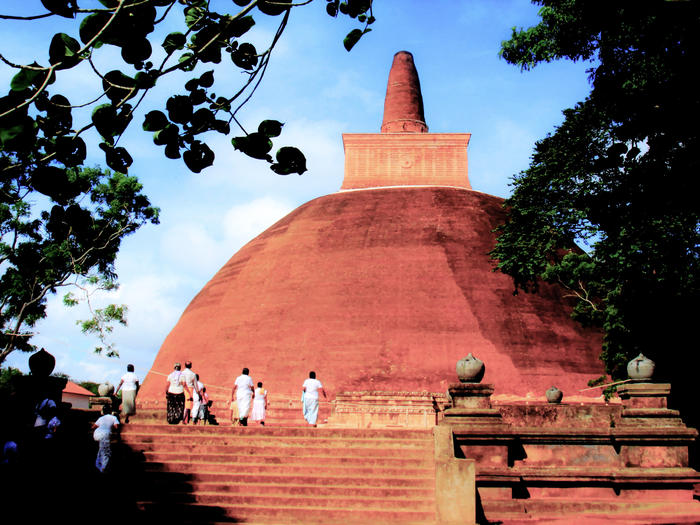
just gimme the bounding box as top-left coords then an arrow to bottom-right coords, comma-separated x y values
62,380 -> 94,409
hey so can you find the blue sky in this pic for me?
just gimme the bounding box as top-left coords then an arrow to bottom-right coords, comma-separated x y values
1,1 -> 593,384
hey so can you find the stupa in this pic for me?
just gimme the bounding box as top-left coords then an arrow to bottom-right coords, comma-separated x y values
139,51 -> 604,408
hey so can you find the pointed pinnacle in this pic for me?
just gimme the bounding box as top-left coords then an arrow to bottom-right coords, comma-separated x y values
381,51 -> 428,133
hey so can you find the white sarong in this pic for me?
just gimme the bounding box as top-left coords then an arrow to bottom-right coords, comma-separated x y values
303,394 -> 319,425
236,392 -> 252,419
93,428 -> 111,472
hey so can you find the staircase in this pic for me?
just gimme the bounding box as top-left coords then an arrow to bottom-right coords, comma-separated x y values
120,422 -> 438,524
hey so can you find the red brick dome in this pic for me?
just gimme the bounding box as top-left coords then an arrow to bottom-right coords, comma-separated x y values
139,186 -> 603,403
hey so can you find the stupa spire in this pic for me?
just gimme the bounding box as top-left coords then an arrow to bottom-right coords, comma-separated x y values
381,51 -> 428,133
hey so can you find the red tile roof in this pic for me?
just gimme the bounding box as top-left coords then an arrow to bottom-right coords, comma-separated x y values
63,380 -> 94,397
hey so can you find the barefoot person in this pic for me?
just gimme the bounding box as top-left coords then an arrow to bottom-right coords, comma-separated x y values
251,382 -> 268,426
302,371 -> 326,427
165,363 -> 184,424
92,405 -> 119,473
115,364 -> 139,423
231,368 -> 254,426
180,361 -> 200,425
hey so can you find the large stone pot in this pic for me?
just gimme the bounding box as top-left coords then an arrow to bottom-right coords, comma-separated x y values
627,353 -> 655,380
28,348 -> 55,377
98,382 -> 114,397
456,353 -> 484,383
546,386 -> 563,404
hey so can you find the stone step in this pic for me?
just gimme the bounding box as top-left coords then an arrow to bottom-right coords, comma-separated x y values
122,437 -> 433,454
124,417 -> 437,523
136,501 -> 436,524
140,450 -> 433,467
143,459 -> 434,477
138,470 -> 435,488
149,480 -> 434,499
121,423 -> 433,440
143,491 -> 435,511
481,498 -> 700,522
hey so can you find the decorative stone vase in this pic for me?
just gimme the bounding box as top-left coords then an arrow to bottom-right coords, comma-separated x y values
545,386 -> 563,404
456,353 -> 484,383
98,382 -> 114,397
627,353 -> 655,380
28,348 -> 55,377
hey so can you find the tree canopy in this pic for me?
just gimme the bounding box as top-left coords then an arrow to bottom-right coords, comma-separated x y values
492,1 -> 700,382
0,0 -> 374,366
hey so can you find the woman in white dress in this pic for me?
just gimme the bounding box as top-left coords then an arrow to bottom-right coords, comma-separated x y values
115,364 -> 139,423
250,382 -> 268,426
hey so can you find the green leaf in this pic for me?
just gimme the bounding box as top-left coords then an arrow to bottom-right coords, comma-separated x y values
184,6 -> 206,28
257,0 -> 291,16
271,146 -> 307,175
231,132 -> 273,161
49,33 -> 82,70
162,32 -> 186,54
343,28 -> 371,51
134,71 -> 158,89
227,15 -> 255,38
166,95 -> 193,124
102,70 -> 137,103
189,88 -> 207,105
142,110 -> 168,132
183,141 -> 215,173
0,113 -> 37,151
231,43 -> 258,70
178,52 -> 197,72
91,103 -> 132,143
41,0 -> 76,18
121,38 -> 152,65
39,94 -> 73,136
99,142 -> 133,173
198,70 -> 215,88
31,166 -> 82,204
63,292 -> 79,307
79,13 -> 111,46
190,108 -> 215,134
164,142 -> 181,159
258,119 -> 284,138
153,123 -> 179,146
10,65 -> 44,92
51,136 -> 87,167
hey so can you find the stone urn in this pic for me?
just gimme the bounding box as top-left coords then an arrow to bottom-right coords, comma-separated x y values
627,353 -> 655,380
98,382 -> 114,397
28,348 -> 55,377
456,353 -> 484,383
545,386 -> 563,404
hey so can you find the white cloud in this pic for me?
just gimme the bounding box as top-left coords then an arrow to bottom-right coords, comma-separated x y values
223,196 -> 294,246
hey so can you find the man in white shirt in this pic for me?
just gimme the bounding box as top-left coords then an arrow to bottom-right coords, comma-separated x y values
302,371 -> 327,426
231,367 -> 254,426
180,361 -> 200,424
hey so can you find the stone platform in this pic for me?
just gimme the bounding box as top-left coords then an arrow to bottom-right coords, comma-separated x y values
327,391 -> 448,429
443,381 -> 700,524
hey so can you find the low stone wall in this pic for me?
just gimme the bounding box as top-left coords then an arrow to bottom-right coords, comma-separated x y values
442,381 -> 700,521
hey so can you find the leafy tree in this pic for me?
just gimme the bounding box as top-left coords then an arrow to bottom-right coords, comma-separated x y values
0,0 -> 374,176
0,366 -> 24,397
0,163 -> 159,366
77,379 -> 99,394
0,0 -> 374,366
492,1 -> 700,383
